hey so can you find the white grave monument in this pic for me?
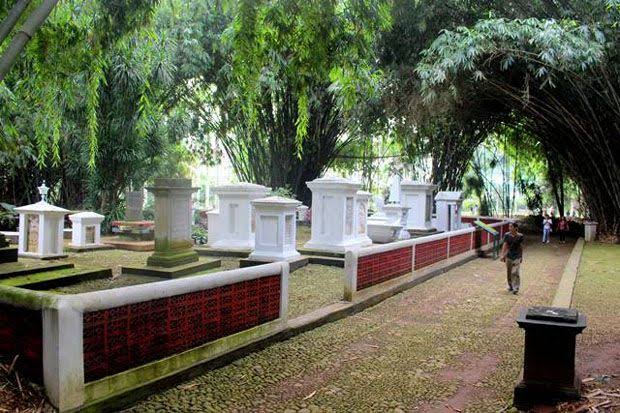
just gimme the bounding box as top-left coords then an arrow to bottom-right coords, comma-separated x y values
249,196 -> 301,261
69,212 -> 105,249
207,183 -> 269,249
435,191 -> 464,232
356,191 -> 373,246
383,204 -> 411,240
304,176 -> 365,253
400,181 -> 437,232
296,205 -> 309,222
16,182 -> 69,259
388,174 -> 401,203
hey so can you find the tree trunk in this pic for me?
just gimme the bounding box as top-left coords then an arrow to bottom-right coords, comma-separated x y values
0,0 -> 59,81
0,0 -> 31,45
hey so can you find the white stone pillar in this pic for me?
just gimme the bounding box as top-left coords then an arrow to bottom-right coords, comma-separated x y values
69,212 -> 105,248
400,181 -> 437,232
435,191 -> 464,232
249,196 -> 301,261
207,183 -> 269,249
584,221 -> 598,242
304,176 -> 363,253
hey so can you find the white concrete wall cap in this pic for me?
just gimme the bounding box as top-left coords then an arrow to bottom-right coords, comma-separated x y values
356,190 -> 372,199
306,176 -> 362,190
66,262 -> 286,312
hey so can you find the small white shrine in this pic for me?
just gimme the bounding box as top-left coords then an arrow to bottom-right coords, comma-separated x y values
304,176 -> 366,252
249,196 -> 301,261
207,183 -> 269,249
16,182 -> 69,259
435,191 -> 464,232
401,181 -> 437,232
69,212 -> 105,249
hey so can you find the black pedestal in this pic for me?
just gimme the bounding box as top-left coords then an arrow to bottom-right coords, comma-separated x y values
514,306 -> 587,410
0,246 -> 18,264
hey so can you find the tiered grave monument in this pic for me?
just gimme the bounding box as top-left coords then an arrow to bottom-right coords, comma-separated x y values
382,203 -> 411,240
15,182 -> 69,259
303,176 -> 367,253
400,181 -> 437,234
123,178 -> 220,277
68,212 -> 110,251
206,183 -> 269,250
435,190 -> 464,232
247,196 -> 302,262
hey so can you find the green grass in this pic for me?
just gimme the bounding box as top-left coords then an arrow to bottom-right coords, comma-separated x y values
572,242 -> 620,346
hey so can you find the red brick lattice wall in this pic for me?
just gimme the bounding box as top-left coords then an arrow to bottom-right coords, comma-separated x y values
414,238 -> 448,270
0,304 -> 42,383
448,233 -> 472,257
83,275 -> 281,382
357,247 -> 412,290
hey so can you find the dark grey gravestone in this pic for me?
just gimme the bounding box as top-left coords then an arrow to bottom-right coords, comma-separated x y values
125,191 -> 144,221
514,306 -> 587,410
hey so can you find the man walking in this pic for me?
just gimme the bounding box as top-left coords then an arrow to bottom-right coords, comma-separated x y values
501,222 -> 524,295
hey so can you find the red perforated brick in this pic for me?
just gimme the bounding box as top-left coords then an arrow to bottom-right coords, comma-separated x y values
0,304 -> 42,383
83,274 -> 281,382
449,233 -> 471,257
357,247 -> 412,290
414,238 -> 448,270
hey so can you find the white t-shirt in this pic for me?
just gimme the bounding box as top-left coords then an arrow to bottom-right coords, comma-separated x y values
543,219 -> 552,229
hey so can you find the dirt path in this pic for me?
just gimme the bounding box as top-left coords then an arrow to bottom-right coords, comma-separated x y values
129,237 -> 574,413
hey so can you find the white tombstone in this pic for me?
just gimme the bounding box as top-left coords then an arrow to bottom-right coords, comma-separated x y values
356,191 -> 373,246
400,181 -> 437,232
69,212 -> 104,248
388,174 -> 401,203
304,176 -> 364,252
435,191 -> 464,232
584,221 -> 597,242
249,196 -> 301,261
296,205 -> 309,222
15,182 -> 69,259
207,183 -> 270,249
383,204 -> 411,240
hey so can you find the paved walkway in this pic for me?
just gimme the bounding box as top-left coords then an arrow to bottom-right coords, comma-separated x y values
128,237 -> 574,413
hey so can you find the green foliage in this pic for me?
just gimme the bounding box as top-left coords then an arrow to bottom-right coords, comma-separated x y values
417,18 -> 605,99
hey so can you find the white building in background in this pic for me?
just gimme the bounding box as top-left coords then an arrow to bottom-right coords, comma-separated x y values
435,191 -> 464,232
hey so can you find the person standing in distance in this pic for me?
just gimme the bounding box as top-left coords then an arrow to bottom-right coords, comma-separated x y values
542,214 -> 552,243
501,222 -> 524,295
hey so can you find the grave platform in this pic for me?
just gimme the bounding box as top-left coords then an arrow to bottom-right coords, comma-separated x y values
66,244 -> 115,253
407,228 -> 442,237
122,258 -> 221,278
0,231 -> 19,244
239,255 -> 345,272
0,246 -> 18,264
296,248 -> 345,259
194,246 -> 251,258
102,236 -> 154,251
0,261 -> 74,280
240,256 -> 309,273
1,267 -> 112,290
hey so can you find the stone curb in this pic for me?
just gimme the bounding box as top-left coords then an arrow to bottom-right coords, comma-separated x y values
552,238 -> 585,308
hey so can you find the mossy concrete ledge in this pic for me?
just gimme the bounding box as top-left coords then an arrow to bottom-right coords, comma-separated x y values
121,258 -> 221,278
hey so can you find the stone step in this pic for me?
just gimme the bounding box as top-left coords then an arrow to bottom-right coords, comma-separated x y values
1,267 -> 112,290
0,261 -> 74,280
